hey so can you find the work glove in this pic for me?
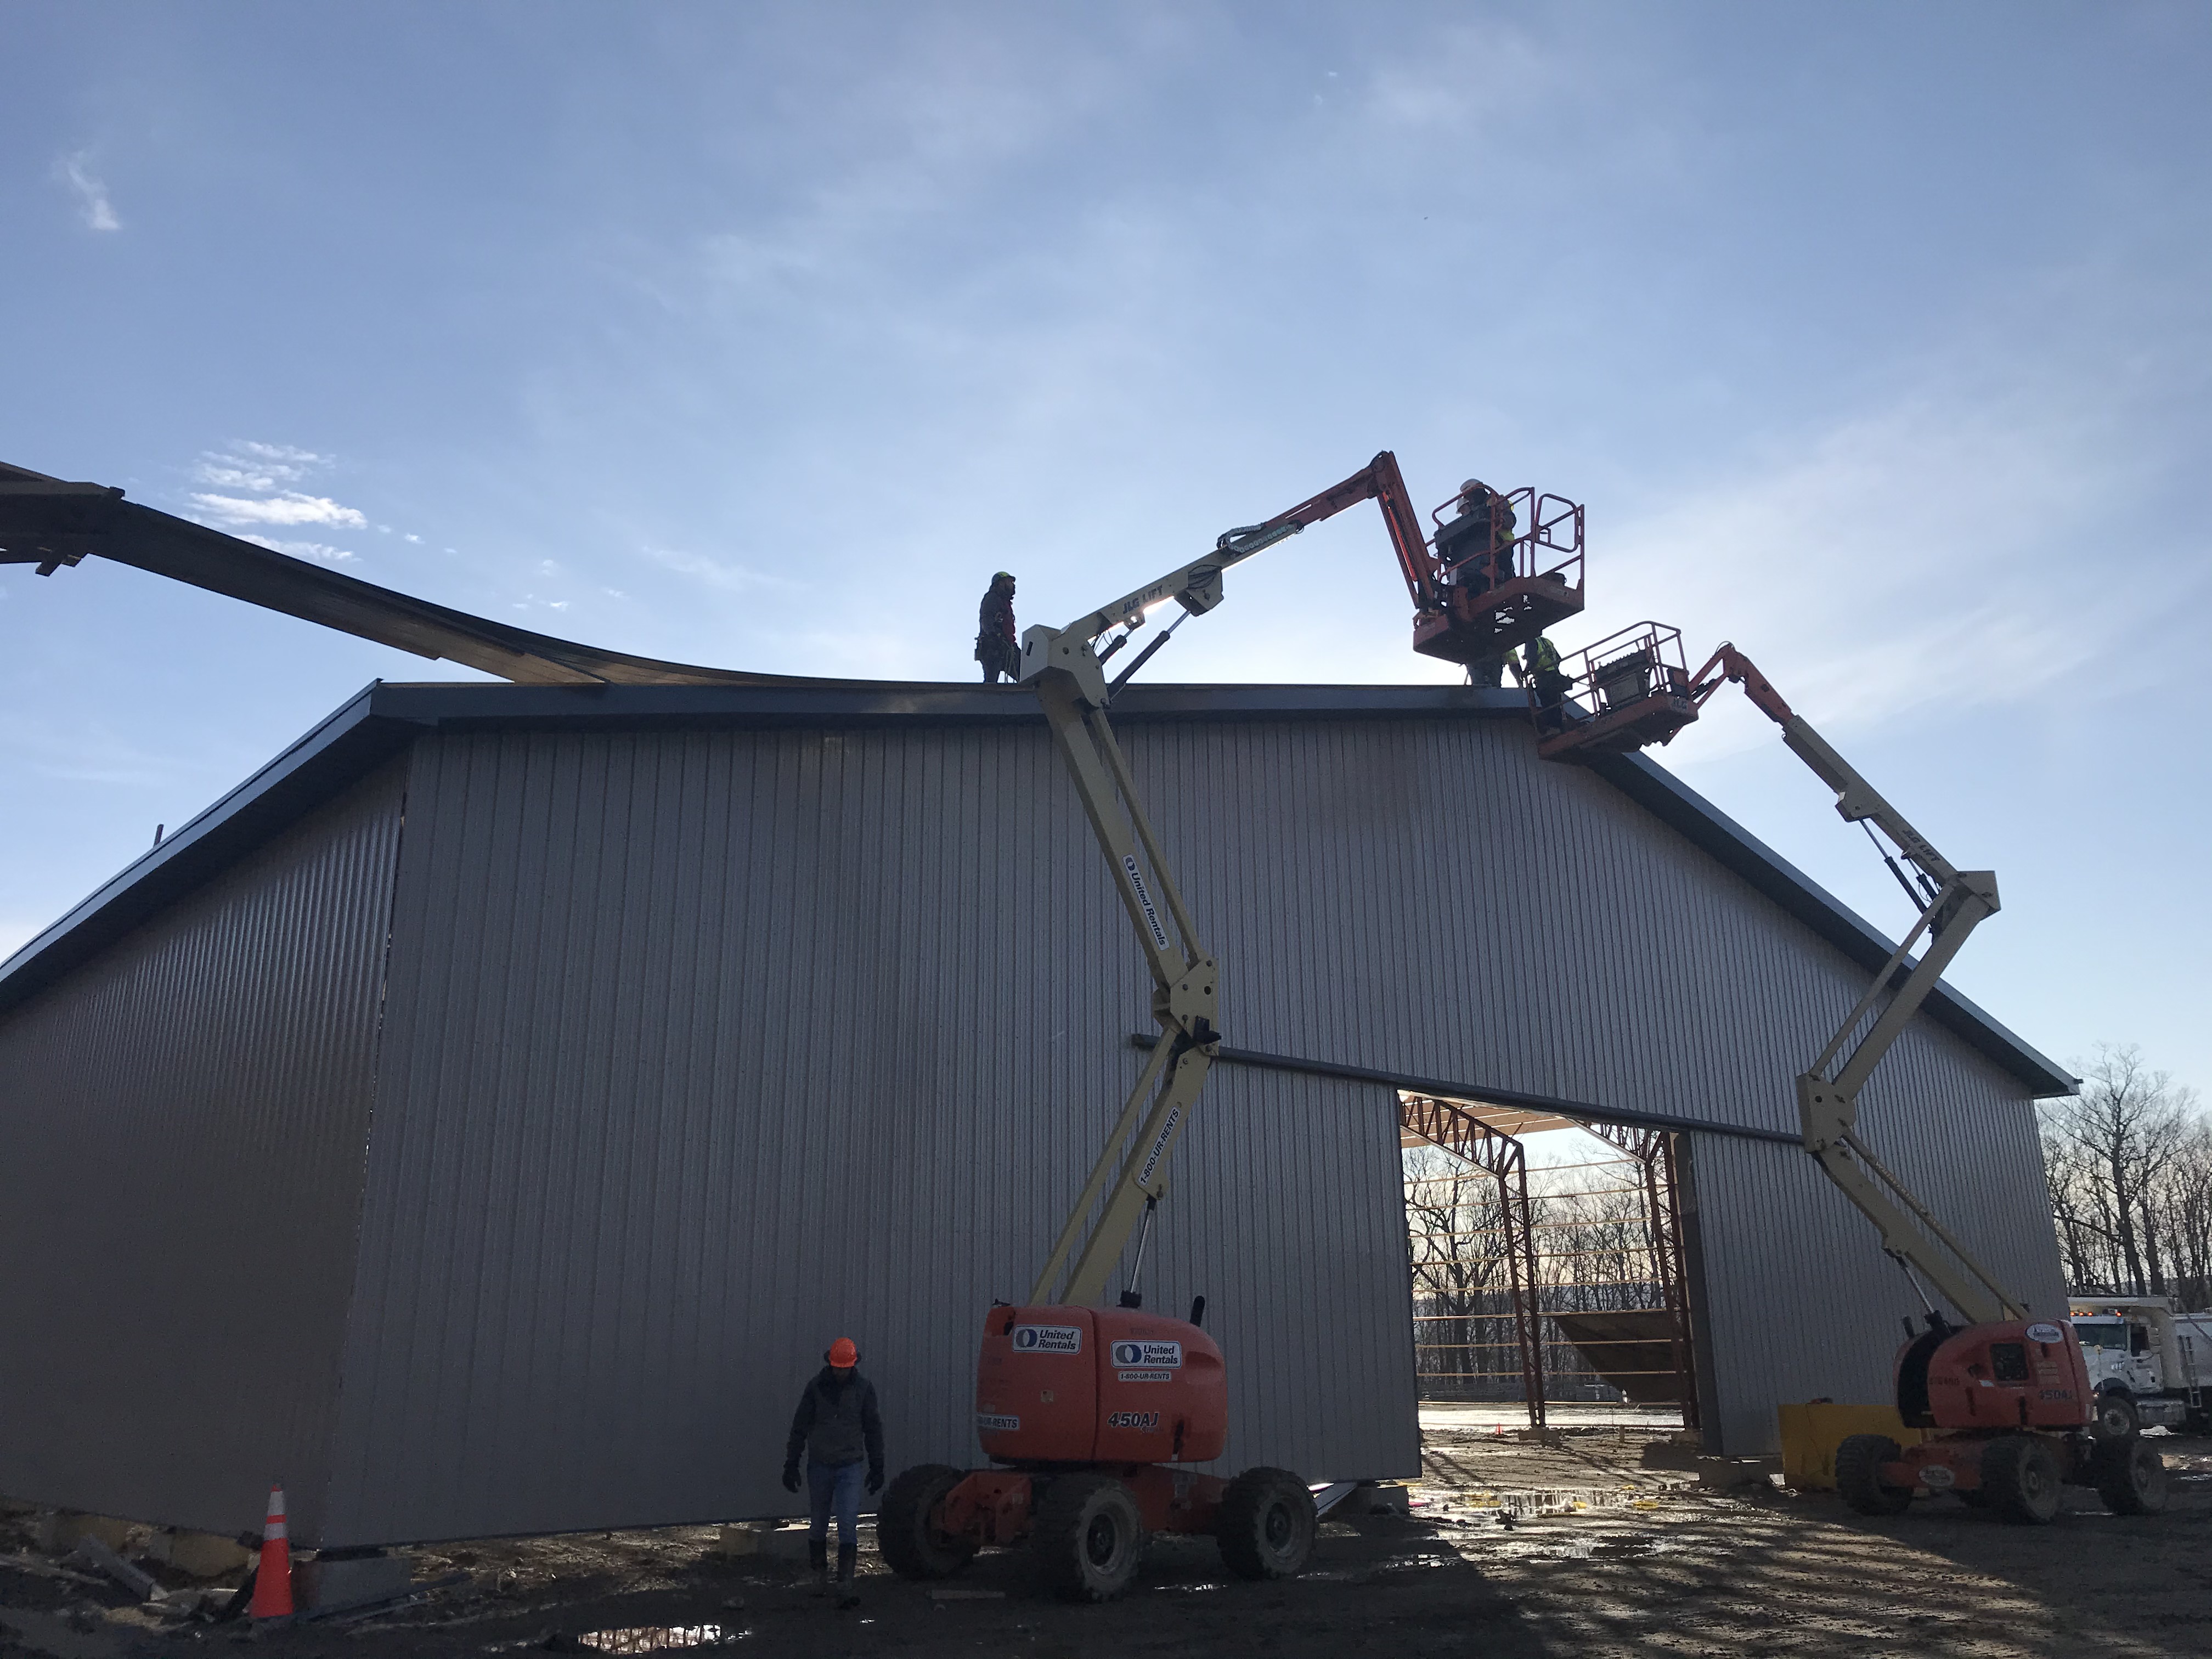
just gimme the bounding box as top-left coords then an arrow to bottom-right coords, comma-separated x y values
866,1465 -> 885,1496
782,1463 -> 801,1494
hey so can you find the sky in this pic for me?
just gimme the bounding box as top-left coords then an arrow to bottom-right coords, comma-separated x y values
4,2 -> 2208,1097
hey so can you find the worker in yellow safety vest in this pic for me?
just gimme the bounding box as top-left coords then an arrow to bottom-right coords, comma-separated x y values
1514,634 -> 1572,733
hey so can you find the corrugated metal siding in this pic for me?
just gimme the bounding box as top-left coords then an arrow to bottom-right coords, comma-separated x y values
1688,1036 -> 2069,1453
1121,714 -> 2063,1454
323,728 -> 1420,1544
0,760 -> 405,1538
0,694 -> 2054,1540
320,710 -> 2057,1538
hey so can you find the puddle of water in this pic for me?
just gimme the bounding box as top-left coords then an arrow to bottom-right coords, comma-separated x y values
577,1627 -> 742,1652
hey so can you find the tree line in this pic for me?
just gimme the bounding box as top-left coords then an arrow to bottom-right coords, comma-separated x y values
1404,1142 -> 1677,1402
2041,1044 -> 2211,1311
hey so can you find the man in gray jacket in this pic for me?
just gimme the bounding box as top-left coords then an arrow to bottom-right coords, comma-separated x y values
781,1337 -> 885,1607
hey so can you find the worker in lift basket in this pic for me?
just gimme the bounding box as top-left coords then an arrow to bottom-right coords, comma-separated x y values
781,1338 -> 885,1609
974,571 -> 1019,683
1514,634 -> 1573,733
1438,481 -> 1519,689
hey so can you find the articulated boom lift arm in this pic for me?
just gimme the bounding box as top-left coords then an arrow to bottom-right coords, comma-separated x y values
1210,450 -> 1436,610
1017,572 -> 1228,1310
1690,645 -> 2018,1325
1015,465 -> 1425,1309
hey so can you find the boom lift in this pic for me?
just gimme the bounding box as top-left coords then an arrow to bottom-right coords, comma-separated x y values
876,454 -> 1588,1600
1541,636 -> 2169,1523
1203,452 -> 1584,668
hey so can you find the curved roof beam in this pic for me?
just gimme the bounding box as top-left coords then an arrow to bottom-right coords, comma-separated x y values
0,460 -> 812,687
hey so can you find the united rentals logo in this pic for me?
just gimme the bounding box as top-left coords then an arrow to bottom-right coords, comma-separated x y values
1011,1324 -> 1083,1355
1122,855 -> 1170,951
1111,1340 -> 1182,1368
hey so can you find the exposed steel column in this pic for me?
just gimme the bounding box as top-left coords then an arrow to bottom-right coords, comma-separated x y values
1399,1094 -> 1545,1427
1648,1132 -> 1702,1434
1463,1130 -> 1546,1431
1593,1123 -> 1700,1432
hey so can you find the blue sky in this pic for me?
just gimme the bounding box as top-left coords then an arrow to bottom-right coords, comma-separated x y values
5,3 -> 2208,1095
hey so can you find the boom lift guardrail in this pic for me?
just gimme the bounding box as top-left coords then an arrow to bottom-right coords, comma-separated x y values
1537,634 -> 2171,1524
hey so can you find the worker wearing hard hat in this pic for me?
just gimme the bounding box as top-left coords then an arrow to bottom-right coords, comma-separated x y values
781,1336 -> 885,1607
975,571 -> 1019,683
1437,482 -> 1519,688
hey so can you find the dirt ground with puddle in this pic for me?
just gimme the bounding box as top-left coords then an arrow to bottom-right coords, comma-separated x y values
5,1423 -> 2209,1659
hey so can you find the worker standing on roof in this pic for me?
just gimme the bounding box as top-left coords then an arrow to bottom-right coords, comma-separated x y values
1514,634 -> 1572,733
975,572 -> 1019,683
781,1338 -> 885,1609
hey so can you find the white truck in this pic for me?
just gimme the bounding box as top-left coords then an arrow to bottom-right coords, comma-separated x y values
2068,1296 -> 2212,1433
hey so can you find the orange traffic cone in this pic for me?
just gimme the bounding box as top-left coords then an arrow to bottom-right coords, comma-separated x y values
249,1484 -> 294,1621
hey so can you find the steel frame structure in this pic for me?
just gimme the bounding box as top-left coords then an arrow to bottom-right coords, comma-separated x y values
1401,1096 -> 1699,1431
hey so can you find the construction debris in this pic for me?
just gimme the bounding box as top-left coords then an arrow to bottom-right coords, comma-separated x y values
64,1536 -> 162,1601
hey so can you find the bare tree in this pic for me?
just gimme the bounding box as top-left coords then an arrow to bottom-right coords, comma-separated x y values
1403,1147 -> 1505,1396
2040,1045 -> 2203,1299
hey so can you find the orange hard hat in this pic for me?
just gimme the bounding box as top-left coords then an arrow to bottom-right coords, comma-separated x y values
827,1338 -> 859,1369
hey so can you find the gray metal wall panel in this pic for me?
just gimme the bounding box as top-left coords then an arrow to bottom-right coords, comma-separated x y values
323,729 -> 1420,1544
0,761 -> 404,1537
1688,1036 -> 2068,1454
319,710 -> 2053,1538
1117,714 -> 2062,1456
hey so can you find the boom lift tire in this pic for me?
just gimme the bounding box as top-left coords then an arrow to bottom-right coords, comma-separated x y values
2095,1440 -> 2170,1516
2090,1391 -> 2140,1443
1980,1436 -> 2063,1525
1216,1467 -> 1318,1580
876,1465 -> 978,1579
1031,1474 -> 1146,1602
1834,1435 -> 1912,1516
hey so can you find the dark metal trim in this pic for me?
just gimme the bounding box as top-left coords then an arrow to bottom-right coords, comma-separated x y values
1129,1032 -> 1805,1146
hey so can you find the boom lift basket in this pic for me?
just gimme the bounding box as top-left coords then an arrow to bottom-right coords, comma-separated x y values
1414,487 -> 1585,664
1533,621 -> 1699,761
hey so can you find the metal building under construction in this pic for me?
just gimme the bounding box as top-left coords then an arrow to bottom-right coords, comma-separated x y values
0,678 -> 2073,1548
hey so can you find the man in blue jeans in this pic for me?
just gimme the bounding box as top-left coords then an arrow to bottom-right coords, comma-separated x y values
781,1338 -> 884,1609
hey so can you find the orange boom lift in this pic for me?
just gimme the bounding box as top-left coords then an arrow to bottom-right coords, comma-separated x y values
876,454 -> 1585,1598
1532,631 -> 2170,1523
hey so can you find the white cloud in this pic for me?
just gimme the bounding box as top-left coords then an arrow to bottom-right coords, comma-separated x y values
193,465 -> 281,492
191,492 -> 368,528
239,534 -> 358,565
645,548 -> 801,592
55,151 -> 120,232
1587,379 -> 2159,765
191,442 -> 324,490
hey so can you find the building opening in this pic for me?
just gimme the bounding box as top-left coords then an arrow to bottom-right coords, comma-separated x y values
1400,1092 -> 1700,1434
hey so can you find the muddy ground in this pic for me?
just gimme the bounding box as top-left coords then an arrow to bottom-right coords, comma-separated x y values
5,1421 -> 2209,1659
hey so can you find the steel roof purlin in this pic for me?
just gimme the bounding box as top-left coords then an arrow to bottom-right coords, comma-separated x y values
0,678 -> 2074,1097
